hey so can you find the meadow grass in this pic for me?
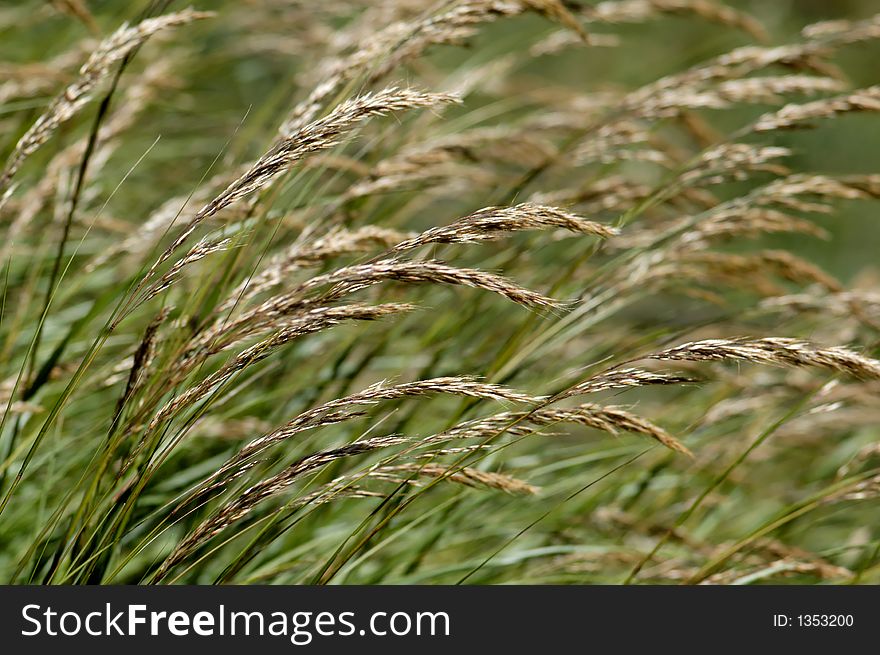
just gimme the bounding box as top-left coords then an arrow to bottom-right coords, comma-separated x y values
1,0 -> 880,584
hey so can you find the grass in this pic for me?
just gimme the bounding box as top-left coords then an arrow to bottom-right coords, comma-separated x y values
1,0 -> 880,585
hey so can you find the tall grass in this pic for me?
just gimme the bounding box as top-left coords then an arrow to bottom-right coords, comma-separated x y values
1,0 -> 880,584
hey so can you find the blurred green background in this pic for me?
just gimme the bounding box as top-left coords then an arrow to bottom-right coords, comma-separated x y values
2,0 -> 879,283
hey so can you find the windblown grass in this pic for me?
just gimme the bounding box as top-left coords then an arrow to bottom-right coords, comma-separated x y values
1,0 -> 880,585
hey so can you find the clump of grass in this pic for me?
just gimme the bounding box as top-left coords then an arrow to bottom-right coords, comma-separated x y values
1,0 -> 880,585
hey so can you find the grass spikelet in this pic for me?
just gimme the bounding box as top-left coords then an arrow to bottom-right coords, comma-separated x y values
651,338 -> 880,380
437,404 -> 690,456
379,463 -> 540,495
391,203 -> 617,251
803,13 -> 880,45
113,307 -> 171,420
297,259 -> 561,309
560,368 -> 698,397
139,237 -> 231,304
753,86 -> 880,131
580,0 -> 767,41
533,404 -> 692,456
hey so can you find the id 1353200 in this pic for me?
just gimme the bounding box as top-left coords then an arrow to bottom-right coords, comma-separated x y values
773,614 -> 854,628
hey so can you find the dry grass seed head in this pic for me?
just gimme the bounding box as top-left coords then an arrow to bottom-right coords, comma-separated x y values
651,338 -> 880,380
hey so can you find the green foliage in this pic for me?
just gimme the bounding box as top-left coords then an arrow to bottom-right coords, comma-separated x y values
1,0 -> 879,585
